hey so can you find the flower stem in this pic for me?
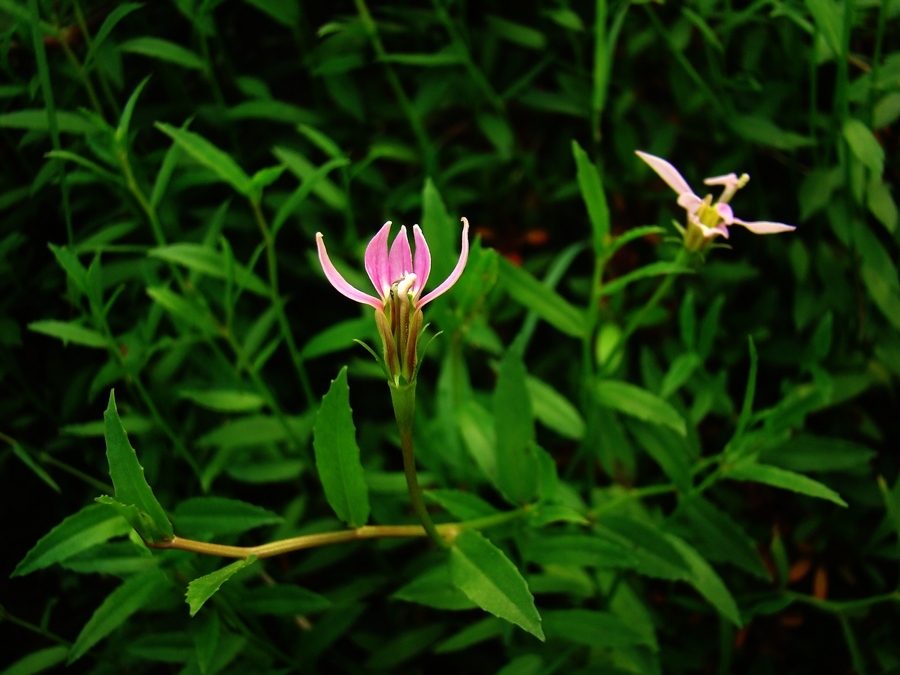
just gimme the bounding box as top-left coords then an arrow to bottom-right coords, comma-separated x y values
598,247 -> 691,377
389,382 -> 450,548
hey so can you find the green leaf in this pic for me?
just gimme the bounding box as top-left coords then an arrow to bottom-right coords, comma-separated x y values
273,146 -> 346,209
101,390 -> 174,541
526,376 -> 585,440
69,569 -> 170,663
499,257 -> 586,338
595,380 -> 686,436
627,420 -> 693,491
179,388 -> 266,413
601,261 -> 694,297
186,556 -> 257,617
660,352 -> 701,399
299,317 -> 373,359
12,504 -> 131,577
1,646 -> 69,675
244,0 -> 299,26
763,434 -> 876,473
485,14 -> 546,49
47,243 -> 88,293
673,496 -> 769,579
725,463 -> 847,506
494,350 -> 539,504
237,584 -> 331,615
525,533 -> 637,568
393,564 -> 478,610
595,515 -> 692,581
10,442 -> 60,493
806,0 -> 844,56
543,609 -> 650,648
125,632 -> 192,664
115,77 -> 150,146
729,115 -> 814,150
420,178 -> 457,283
450,530 -> 544,640
434,617 -> 505,653
843,118 -> 885,174
312,367 -> 370,528
665,534 -> 742,626
155,123 -> 253,196
0,109 -> 93,134
90,3 -> 143,54
119,37 -> 205,70
148,243 -> 269,295
572,140 -> 609,253
173,497 -> 282,537
425,489 -> 500,521
146,286 -> 219,336
27,320 -> 106,349
272,156 -> 350,236
366,625 -> 446,670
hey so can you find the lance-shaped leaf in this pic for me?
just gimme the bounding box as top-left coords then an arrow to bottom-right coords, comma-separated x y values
450,530 -> 544,640
498,257 -> 586,338
493,350 -> 539,505
186,556 -> 258,617
595,380 -> 686,437
572,140 -> 610,255
155,122 -> 253,196
13,503 -> 131,577
98,390 -> 173,542
725,462 -> 847,507
69,569 -> 170,663
313,367 -> 370,528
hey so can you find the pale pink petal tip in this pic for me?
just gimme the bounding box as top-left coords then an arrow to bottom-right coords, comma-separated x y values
733,219 -> 796,234
317,232 -> 383,309
635,150 -> 694,197
704,173 -> 740,188
418,217 -> 470,308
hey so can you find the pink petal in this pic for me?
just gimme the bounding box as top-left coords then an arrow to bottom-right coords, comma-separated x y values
419,217 -> 470,308
388,225 -> 413,287
704,173 -> 740,188
635,150 -> 695,197
365,222 -> 393,297
317,233 -> 383,309
411,225 -> 431,300
732,218 -> 796,234
677,193 -> 703,213
715,203 -> 734,225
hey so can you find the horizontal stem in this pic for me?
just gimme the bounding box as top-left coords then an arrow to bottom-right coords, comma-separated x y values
147,508 -> 529,560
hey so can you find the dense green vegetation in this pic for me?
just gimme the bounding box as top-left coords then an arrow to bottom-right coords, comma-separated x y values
2,1 -> 899,673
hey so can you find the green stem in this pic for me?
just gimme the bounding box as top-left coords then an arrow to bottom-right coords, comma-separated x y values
37,452 -> 113,494
354,0 -> 435,174
250,199 -> 314,407
0,605 -> 70,647
586,483 -> 677,519
389,382 -> 450,548
599,248 -> 691,377
147,508 -> 529,560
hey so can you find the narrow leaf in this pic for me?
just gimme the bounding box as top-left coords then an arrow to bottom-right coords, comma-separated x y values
494,350 -> 539,504
572,140 -> 610,253
726,463 -> 847,506
173,497 -> 282,537
69,570 -> 169,663
666,534 -> 742,626
12,504 -> 130,577
595,380 -> 686,436
499,257 -> 586,338
119,37 -> 205,70
102,390 -> 174,540
450,530 -> 544,640
312,367 -> 370,527
186,556 -> 257,617
27,320 -> 106,349
155,123 -> 253,196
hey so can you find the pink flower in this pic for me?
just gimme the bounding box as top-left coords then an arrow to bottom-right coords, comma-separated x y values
316,219 -> 470,385
635,151 -> 795,251
316,219 -> 470,311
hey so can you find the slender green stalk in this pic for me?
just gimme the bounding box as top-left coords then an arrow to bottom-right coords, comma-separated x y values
354,0 -> 435,174
29,0 -> 73,245
430,0 -> 506,116
389,382 -> 449,548
37,452 -> 113,494
587,483 -> 677,518
147,508 -> 528,559
599,248 -> 691,377
56,27 -> 104,118
71,0 -> 120,116
0,605 -> 70,647
250,199 -> 314,407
